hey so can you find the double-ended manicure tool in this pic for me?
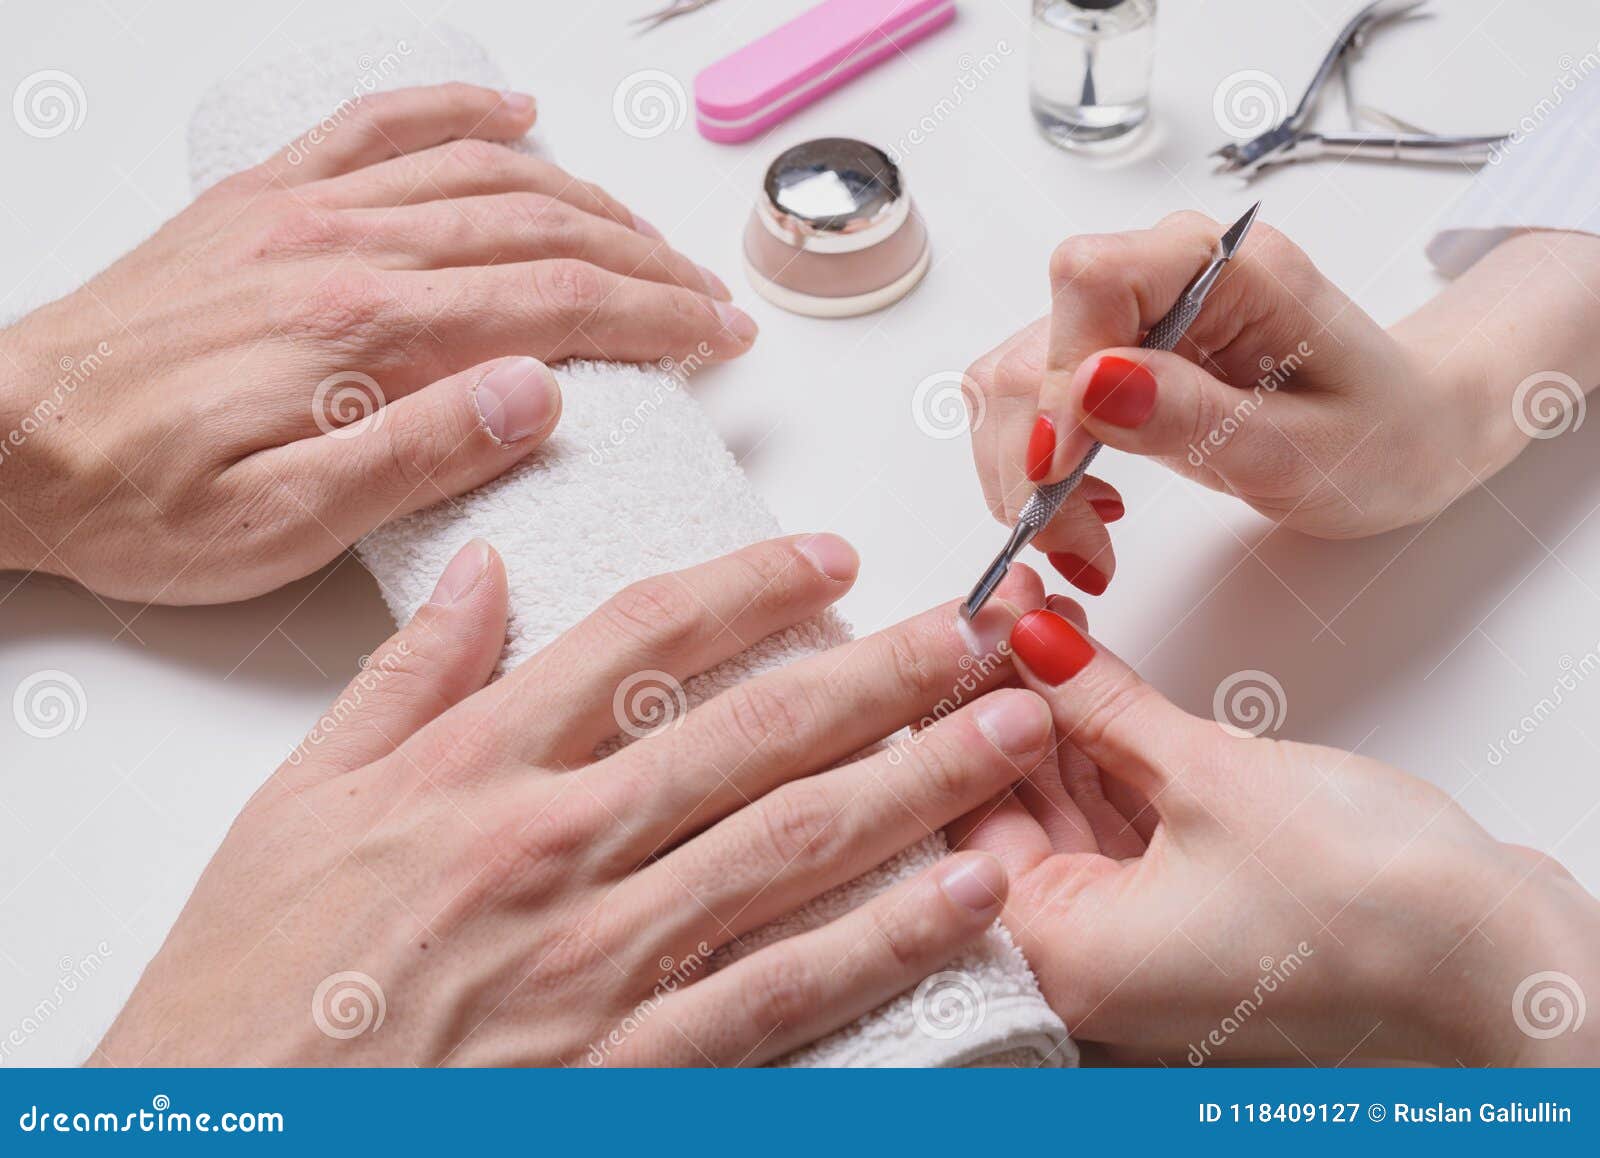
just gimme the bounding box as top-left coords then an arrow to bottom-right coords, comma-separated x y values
1212,0 -> 1508,178
960,201 -> 1261,621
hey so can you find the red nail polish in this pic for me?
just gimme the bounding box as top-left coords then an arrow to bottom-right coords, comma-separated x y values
1083,356 -> 1157,428
1010,609 -> 1095,685
1026,415 -> 1056,482
1046,552 -> 1110,596
1090,497 -> 1125,523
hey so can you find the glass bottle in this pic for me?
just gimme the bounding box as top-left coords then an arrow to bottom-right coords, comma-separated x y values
1030,0 -> 1157,151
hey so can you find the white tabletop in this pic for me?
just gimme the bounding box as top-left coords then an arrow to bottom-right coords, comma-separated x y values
4,0 -> 1599,1065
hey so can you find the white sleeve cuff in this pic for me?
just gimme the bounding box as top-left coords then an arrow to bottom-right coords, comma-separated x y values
1427,72 -> 1600,277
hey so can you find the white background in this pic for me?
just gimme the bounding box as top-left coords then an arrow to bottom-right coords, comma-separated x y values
3,0 -> 1599,1065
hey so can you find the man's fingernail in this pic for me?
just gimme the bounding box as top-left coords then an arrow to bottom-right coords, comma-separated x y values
1047,552 -> 1110,596
715,300 -> 759,343
1026,414 -> 1056,482
973,689 -> 1051,753
1083,355 -> 1157,428
475,357 -> 560,445
500,91 -> 536,116
797,533 -> 859,581
939,854 -> 1007,913
956,597 -> 1022,661
633,214 -> 664,240
697,263 -> 731,300
429,539 -> 491,606
1090,497 -> 1125,523
1010,609 -> 1095,685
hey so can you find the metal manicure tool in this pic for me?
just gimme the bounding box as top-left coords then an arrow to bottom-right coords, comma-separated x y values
630,0 -> 720,33
959,201 -> 1261,621
1212,0 -> 1508,178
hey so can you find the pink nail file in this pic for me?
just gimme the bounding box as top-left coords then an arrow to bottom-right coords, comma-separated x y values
694,0 -> 958,143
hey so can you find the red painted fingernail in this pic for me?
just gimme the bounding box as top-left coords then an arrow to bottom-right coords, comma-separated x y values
1010,609 -> 1095,685
1046,552 -> 1110,596
1083,356 -> 1157,428
1090,497 -> 1125,523
1026,415 -> 1056,482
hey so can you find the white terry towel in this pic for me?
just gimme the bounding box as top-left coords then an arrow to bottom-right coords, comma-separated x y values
188,24 -> 1073,1069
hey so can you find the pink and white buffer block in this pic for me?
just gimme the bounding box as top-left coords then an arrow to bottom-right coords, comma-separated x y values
694,0 -> 958,143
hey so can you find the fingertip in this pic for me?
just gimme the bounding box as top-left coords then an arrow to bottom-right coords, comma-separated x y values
498,90 -> 536,121
797,532 -> 859,584
937,851 -> 1009,916
473,356 -> 562,447
714,299 -> 759,346
1044,593 -> 1088,630
1010,608 -> 1096,686
427,538 -> 492,608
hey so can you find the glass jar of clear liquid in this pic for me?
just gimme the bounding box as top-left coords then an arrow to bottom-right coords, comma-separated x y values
1030,0 -> 1156,151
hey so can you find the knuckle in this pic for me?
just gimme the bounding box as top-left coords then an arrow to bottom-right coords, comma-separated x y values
875,630 -> 941,705
472,796 -> 603,897
1156,209 -> 1220,236
754,780 -> 840,870
1049,234 -> 1122,289
274,269 -> 396,350
907,723 -> 976,803
867,903 -> 931,972
253,204 -> 346,258
602,576 -> 703,652
377,403 -> 455,493
535,258 -> 608,314
444,137 -> 514,178
1074,678 -> 1159,759
720,682 -> 804,759
742,951 -> 819,1030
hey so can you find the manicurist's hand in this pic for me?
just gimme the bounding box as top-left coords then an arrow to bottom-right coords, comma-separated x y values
952,585 -> 1600,1066
0,83 -> 757,604
966,216 -> 1600,597
96,534 -> 1051,1066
